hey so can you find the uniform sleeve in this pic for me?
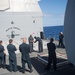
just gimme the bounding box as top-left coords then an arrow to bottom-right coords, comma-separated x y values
0,46 -> 5,52
47,43 -> 49,50
34,38 -> 38,43
28,37 -> 30,43
19,45 -> 21,52
47,43 -> 49,54
63,35 -> 64,38
2,46 -> 5,51
28,45 -> 30,53
14,46 -> 17,51
32,37 -> 34,40
54,44 -> 56,50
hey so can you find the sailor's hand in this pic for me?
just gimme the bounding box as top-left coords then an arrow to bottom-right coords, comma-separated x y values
4,50 -> 6,55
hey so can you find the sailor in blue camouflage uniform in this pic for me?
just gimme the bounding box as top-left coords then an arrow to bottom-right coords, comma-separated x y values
19,38 -> 33,74
28,35 -> 34,52
0,40 -> 6,68
7,39 -> 17,72
34,36 -> 43,52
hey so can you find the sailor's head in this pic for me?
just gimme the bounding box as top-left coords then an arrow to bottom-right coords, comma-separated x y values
50,38 -> 54,42
30,34 -> 32,37
60,32 -> 63,34
9,39 -> 13,44
0,40 -> 2,44
22,38 -> 27,43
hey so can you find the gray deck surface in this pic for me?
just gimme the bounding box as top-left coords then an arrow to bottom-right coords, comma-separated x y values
0,40 -> 75,75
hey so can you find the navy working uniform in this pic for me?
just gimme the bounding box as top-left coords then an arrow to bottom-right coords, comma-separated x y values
28,35 -> 34,52
0,45 -> 5,68
45,38 -> 56,70
59,32 -> 64,48
34,37 -> 43,52
7,44 -> 17,72
19,42 -> 32,73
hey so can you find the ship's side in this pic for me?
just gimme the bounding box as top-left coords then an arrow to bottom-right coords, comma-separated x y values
0,0 -> 43,40
64,0 -> 75,65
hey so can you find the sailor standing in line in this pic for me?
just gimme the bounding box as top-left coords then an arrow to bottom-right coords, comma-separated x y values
19,38 -> 33,74
45,38 -> 57,70
7,39 -> 17,72
0,40 -> 6,68
34,36 -> 43,52
28,35 -> 34,52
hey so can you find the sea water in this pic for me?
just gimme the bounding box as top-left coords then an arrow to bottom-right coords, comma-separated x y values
43,25 -> 64,40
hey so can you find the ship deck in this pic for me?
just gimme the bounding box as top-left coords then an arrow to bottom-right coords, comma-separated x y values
0,40 -> 75,75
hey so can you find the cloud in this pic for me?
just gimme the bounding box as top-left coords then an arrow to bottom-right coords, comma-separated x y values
43,13 -> 53,17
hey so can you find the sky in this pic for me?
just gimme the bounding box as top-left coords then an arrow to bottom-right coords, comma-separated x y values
38,0 -> 68,27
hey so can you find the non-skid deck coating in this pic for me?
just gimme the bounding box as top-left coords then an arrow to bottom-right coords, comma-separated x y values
0,51 -> 74,75
0,40 -> 75,75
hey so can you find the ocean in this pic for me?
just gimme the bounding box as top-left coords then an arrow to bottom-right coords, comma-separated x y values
43,25 -> 64,40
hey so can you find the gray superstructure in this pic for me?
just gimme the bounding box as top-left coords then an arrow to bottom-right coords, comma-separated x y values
0,0 -> 43,40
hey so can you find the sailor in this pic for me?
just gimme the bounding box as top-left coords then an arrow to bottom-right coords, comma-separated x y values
7,39 -> 17,72
19,38 -> 33,74
0,40 -> 6,68
34,36 -> 43,52
45,38 -> 57,70
28,35 -> 34,52
59,32 -> 65,48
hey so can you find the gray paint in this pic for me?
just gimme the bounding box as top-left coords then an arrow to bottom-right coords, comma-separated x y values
64,0 -> 75,65
0,12 -> 43,40
0,0 -> 43,40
